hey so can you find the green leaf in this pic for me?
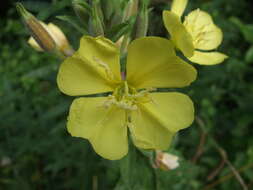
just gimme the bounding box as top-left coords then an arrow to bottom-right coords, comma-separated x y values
106,21 -> 132,42
20,1 -> 50,12
72,0 -> 91,28
56,15 -> 88,34
230,17 -> 253,44
245,46 -> 253,63
37,0 -> 71,20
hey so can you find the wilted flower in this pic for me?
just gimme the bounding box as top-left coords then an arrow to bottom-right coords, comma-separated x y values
57,36 -> 196,160
155,151 -> 179,170
163,0 -> 228,65
0,156 -> 11,167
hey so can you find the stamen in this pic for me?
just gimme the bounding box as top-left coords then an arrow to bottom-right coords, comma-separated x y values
102,83 -> 155,111
102,94 -> 138,111
127,87 -> 156,98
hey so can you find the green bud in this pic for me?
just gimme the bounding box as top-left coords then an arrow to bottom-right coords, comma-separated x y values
72,0 -> 91,25
135,0 -> 149,38
16,3 -> 56,52
100,0 -> 114,21
107,21 -> 132,42
90,0 -> 104,36
122,0 -> 139,22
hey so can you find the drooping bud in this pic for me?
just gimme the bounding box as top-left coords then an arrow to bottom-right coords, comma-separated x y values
90,0 -> 104,36
135,0 -> 149,38
155,151 -> 179,170
16,3 -> 56,52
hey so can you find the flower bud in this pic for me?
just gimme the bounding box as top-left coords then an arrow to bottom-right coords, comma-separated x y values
72,0 -> 90,25
135,0 -> 149,38
28,22 -> 74,57
122,0 -> 139,22
90,0 -> 104,36
16,3 -> 56,52
17,3 -> 74,57
155,151 -> 179,170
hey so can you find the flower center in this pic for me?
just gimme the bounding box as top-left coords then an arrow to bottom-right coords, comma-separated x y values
103,81 -> 155,111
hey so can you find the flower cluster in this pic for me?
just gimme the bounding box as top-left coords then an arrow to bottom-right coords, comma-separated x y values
18,0 -> 227,160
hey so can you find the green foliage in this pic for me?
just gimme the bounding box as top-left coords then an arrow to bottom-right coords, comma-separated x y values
1,0 -> 253,189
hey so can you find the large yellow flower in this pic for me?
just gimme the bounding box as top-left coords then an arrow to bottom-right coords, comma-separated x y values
163,0 -> 228,65
57,36 -> 197,160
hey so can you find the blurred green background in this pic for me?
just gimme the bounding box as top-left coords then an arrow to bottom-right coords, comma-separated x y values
1,0 -> 253,189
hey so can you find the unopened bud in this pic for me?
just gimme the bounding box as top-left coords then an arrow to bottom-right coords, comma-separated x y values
155,151 -> 179,170
46,23 -> 74,56
72,0 -> 90,24
90,0 -> 104,36
17,3 -> 74,57
28,22 -> 74,57
122,0 -> 139,22
16,3 -> 56,52
135,0 -> 149,38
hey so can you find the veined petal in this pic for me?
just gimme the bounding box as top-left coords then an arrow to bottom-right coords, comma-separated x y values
189,51 -> 228,65
67,97 -> 128,160
184,9 -> 223,50
171,0 -> 188,18
57,56 -> 115,96
195,25 -> 222,50
163,11 -> 194,57
140,92 -> 194,133
130,110 -> 174,150
126,37 -> 197,89
77,36 -> 121,81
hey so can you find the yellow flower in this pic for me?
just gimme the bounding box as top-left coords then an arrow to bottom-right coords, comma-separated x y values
57,36 -> 197,160
28,22 -> 74,56
163,0 -> 228,65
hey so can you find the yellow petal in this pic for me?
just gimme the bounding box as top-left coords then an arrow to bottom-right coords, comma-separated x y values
184,9 -> 223,50
47,23 -> 70,50
130,92 -> 194,150
68,97 -> 128,160
163,11 -> 194,57
188,51 -> 228,65
142,92 -> 194,132
76,36 -> 121,81
171,0 -> 188,18
28,37 -> 43,51
126,37 -> 197,89
130,111 -> 174,150
57,56 -> 115,96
